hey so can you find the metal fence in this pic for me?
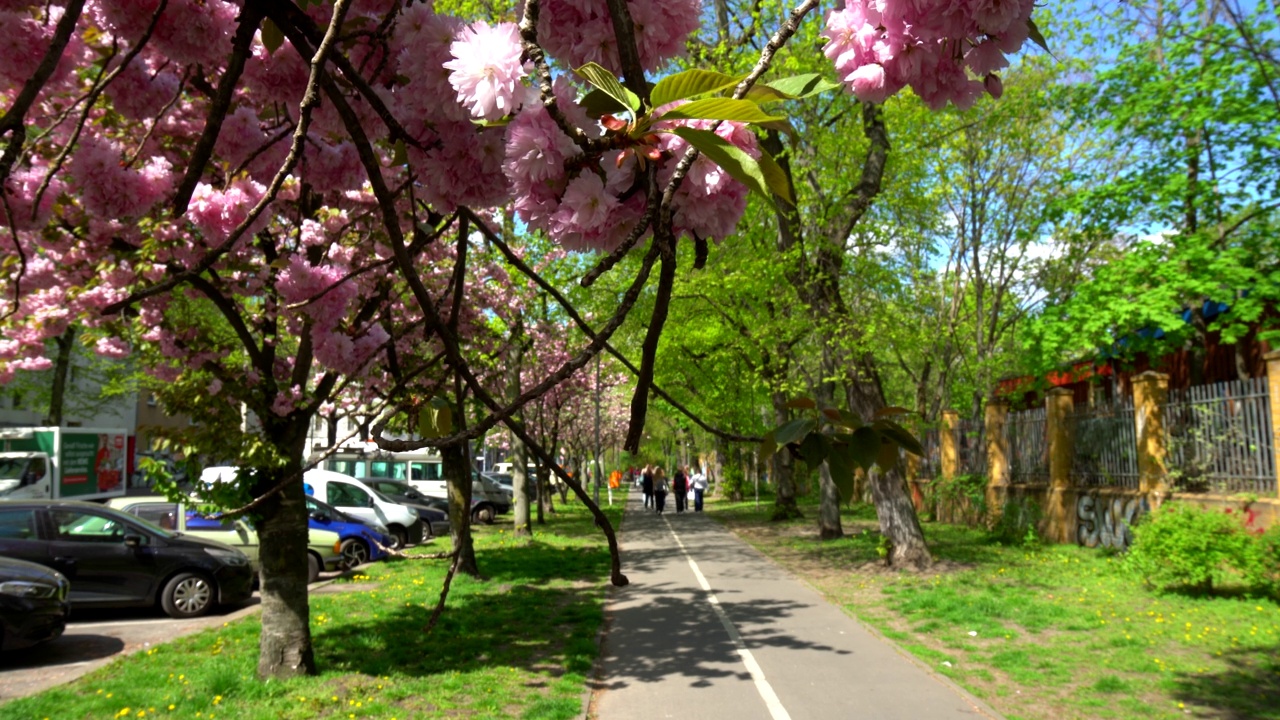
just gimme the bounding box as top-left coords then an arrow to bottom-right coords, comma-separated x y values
917,427 -> 942,481
956,416 -> 987,477
1007,407 -> 1050,484
1069,399 -> 1140,488
1165,377 -> 1276,494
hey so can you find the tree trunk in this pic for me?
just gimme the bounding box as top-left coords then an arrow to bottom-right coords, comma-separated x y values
443,444 -> 479,577
868,467 -> 931,568
815,348 -> 843,539
512,440 -> 532,537
538,466 -> 555,517
769,391 -> 802,520
44,327 -> 76,426
252,429 -> 316,679
817,462 -> 843,540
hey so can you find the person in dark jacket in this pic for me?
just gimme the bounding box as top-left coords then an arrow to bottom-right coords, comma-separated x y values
672,467 -> 689,513
641,465 -> 654,510
653,466 -> 670,515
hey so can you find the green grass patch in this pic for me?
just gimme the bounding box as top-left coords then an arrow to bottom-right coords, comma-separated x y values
707,494 -> 1280,720
1,500 -> 622,720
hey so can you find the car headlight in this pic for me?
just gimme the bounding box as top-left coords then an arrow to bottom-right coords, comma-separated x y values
204,547 -> 249,566
0,580 -> 59,599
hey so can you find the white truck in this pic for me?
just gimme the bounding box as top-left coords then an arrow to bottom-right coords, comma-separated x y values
0,427 -> 130,501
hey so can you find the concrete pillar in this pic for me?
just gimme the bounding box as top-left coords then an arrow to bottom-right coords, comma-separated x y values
1045,388 -> 1075,542
1265,352 -> 1280,499
1132,371 -> 1170,501
985,397 -> 1010,517
941,409 -> 959,481
905,452 -> 924,512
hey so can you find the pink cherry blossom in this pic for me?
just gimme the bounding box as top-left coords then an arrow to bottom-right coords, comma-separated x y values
444,21 -> 527,122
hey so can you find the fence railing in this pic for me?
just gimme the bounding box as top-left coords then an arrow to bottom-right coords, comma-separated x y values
1007,407 -> 1049,484
1164,377 -> 1276,494
1069,399 -> 1140,489
917,427 -> 941,481
956,417 -> 987,477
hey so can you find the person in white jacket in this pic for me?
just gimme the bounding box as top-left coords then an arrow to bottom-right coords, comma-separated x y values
690,468 -> 709,512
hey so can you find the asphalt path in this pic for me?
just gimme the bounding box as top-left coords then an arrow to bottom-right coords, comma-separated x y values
592,493 -> 1004,720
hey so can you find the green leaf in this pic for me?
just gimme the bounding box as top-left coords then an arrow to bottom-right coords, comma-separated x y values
759,429 -> 777,459
391,138 -> 409,166
756,147 -> 793,204
829,409 -> 864,430
827,443 -> 856,503
754,118 -> 798,138
848,427 -> 881,470
773,418 -> 816,447
875,438 -> 900,472
1027,19 -> 1051,55
580,88 -> 631,119
651,69 -> 742,108
740,73 -> 843,104
873,419 -> 925,457
785,396 -> 816,409
798,432 -> 830,465
575,62 -> 640,113
874,406 -> 912,419
659,98 -> 784,124
261,18 -> 284,56
671,127 -> 773,202
418,397 -> 453,439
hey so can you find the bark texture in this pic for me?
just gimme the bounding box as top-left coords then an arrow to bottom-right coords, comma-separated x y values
253,450 -> 315,678
443,444 -> 479,577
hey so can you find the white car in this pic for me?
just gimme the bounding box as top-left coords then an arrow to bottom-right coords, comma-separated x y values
200,467 -> 425,549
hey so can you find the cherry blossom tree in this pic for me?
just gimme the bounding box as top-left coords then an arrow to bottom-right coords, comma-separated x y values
0,0 -> 1042,679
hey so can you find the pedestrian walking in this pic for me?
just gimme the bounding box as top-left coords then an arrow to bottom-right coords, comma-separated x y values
690,467 -> 708,512
653,466 -> 670,514
672,466 -> 688,513
641,465 -> 654,510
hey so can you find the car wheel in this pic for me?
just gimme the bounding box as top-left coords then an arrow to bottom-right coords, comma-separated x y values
388,526 -> 407,550
307,553 -> 321,584
341,538 -> 370,566
161,572 -> 215,619
472,504 -> 495,525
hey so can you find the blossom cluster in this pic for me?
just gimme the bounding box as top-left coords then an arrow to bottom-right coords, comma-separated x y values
821,0 -> 1035,108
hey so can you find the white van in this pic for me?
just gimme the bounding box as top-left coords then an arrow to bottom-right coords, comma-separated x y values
201,466 -> 425,548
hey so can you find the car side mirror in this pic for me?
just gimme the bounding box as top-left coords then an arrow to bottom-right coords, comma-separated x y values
310,511 -> 329,522
123,533 -> 146,548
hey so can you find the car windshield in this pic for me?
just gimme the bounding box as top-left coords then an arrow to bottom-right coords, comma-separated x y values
0,456 -> 29,481
64,506 -> 175,539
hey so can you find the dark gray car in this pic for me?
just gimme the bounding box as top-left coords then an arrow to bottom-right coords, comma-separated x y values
0,501 -> 254,619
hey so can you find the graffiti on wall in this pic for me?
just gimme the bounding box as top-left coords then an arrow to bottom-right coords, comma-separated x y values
1077,494 -> 1149,550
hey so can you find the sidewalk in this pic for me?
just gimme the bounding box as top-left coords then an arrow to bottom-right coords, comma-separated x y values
591,492 -> 1003,720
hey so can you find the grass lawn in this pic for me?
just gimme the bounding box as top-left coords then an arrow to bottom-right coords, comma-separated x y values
1,498 -> 622,720
709,494 -> 1280,720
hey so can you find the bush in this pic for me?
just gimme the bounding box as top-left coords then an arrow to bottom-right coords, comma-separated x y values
990,498 -> 1043,548
1125,502 -> 1265,593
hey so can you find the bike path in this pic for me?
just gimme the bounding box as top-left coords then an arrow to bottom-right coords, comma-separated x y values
592,492 -> 1003,720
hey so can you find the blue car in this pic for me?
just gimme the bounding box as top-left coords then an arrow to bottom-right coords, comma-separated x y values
305,496 -> 395,567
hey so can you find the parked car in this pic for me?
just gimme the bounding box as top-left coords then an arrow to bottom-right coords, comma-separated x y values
0,500 -> 253,618
202,467 -> 425,549
408,470 -> 513,516
0,555 -> 70,651
405,490 -> 495,527
305,496 -> 395,567
360,478 -> 454,532
105,496 -> 344,584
